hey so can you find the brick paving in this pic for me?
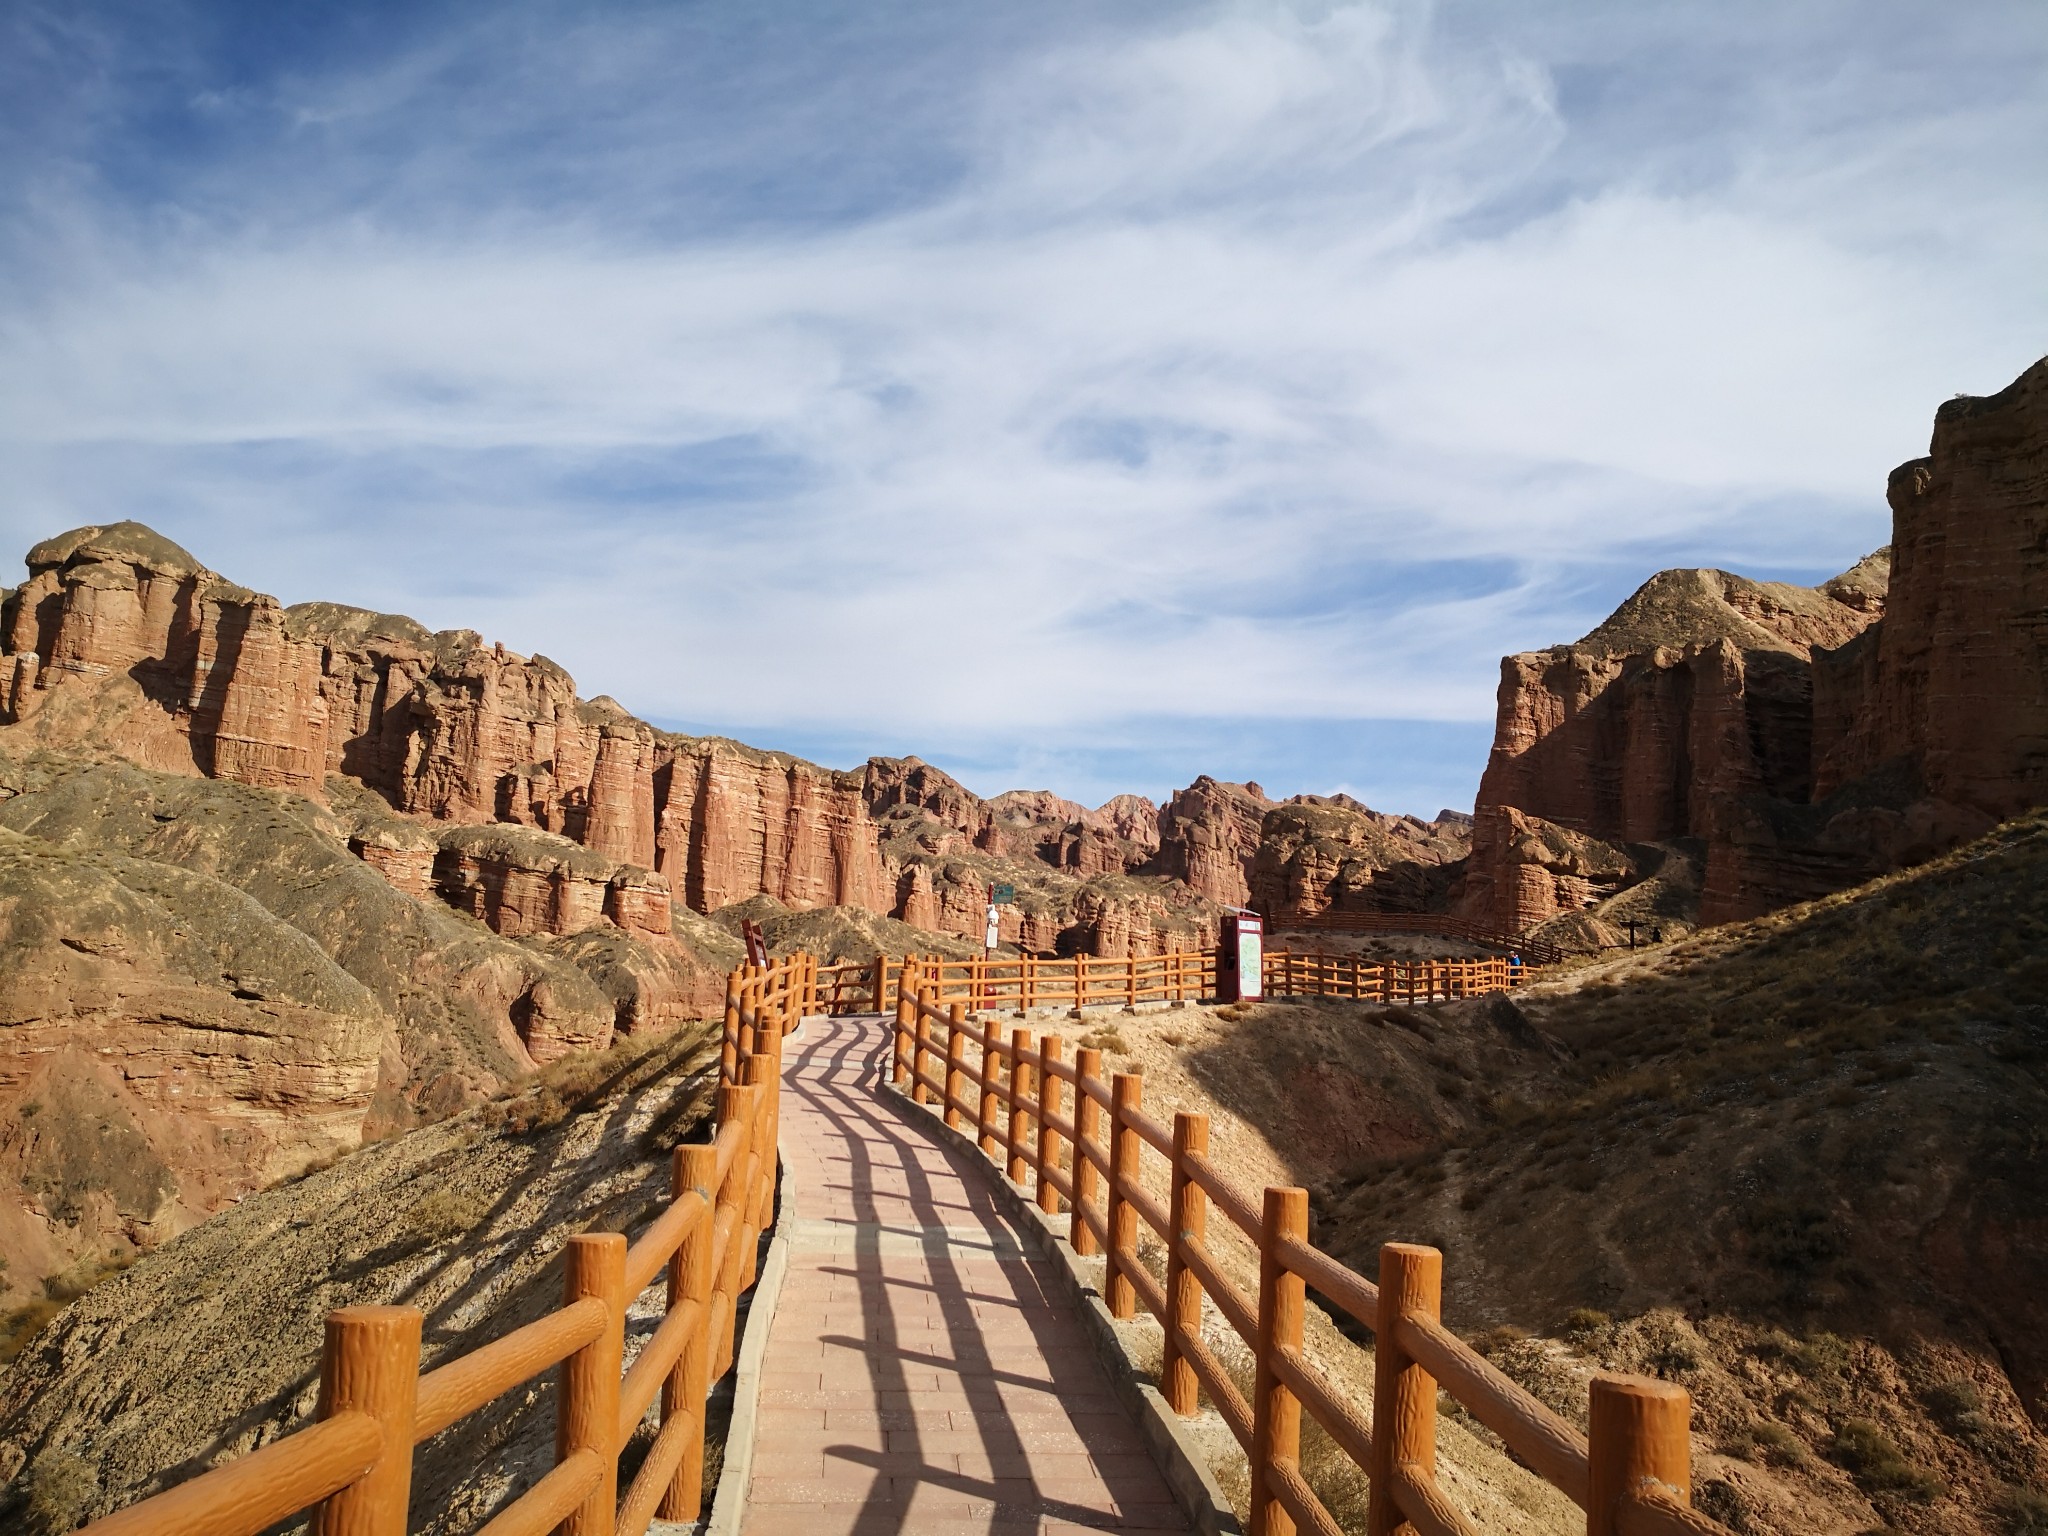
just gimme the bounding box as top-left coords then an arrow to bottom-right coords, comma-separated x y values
746,1014 -> 1193,1535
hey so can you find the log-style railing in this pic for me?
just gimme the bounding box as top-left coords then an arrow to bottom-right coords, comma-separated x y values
814,957 -> 882,1015
875,948 -> 1527,1012
76,956 -> 809,1536
888,985 -> 1732,1536
1261,949 -> 1531,1003
880,951 -> 1218,1011
1273,910 -> 1569,968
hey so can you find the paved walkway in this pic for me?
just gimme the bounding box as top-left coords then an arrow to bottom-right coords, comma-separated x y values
746,1014 -> 1193,1535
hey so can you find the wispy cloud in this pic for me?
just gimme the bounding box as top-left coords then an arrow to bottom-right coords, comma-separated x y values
2,0 -> 2044,814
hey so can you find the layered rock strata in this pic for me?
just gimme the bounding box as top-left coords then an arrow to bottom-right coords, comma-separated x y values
1459,562 -> 1888,933
1248,799 -> 1472,918
1466,354 -> 2048,933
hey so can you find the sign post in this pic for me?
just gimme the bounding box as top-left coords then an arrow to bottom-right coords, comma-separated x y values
985,884 -> 1014,958
1217,910 -> 1263,1003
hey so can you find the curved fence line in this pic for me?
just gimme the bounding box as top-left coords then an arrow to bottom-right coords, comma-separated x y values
75,955 -> 811,1536
888,970 -> 1733,1536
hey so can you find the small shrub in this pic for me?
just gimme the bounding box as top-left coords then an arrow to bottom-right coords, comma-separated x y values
1745,1202 -> 1842,1274
1828,1419 -> 1942,1500
408,1187 -> 493,1244
1158,1031 -> 1186,1047
1561,1307 -> 1611,1349
2004,1486 -> 2048,1535
1923,1377 -> 1997,1445
1722,1420 -> 1805,1467
0,1297 -> 64,1364
20,1448 -> 97,1536
1693,1477 -> 1758,1532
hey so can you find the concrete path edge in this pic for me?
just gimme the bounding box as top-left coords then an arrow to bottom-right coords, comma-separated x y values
877,1077 -> 1247,1536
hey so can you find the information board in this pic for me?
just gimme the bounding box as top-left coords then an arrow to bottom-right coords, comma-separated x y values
1235,915 -> 1263,1001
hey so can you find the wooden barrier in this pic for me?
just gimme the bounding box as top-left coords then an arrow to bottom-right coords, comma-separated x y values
814,957 -> 876,1015
890,991 -> 1736,1536
1260,949 -> 1530,1003
79,955 -> 808,1536
880,950 -> 1217,1012
884,947 -> 1529,1013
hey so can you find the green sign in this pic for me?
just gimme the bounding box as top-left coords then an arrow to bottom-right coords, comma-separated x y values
992,884 -> 1016,904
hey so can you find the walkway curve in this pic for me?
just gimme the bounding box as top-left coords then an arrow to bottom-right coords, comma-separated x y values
744,1013 -> 1194,1534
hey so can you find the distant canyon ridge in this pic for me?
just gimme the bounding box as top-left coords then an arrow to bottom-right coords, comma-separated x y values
0,354 -> 2040,1305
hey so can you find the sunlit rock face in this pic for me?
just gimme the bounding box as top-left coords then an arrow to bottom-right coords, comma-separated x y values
1464,355 -> 2048,934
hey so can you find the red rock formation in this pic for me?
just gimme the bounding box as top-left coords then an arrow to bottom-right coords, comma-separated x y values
1249,800 -> 1471,920
659,740 -> 890,913
1153,777 -> 1271,907
1701,357 -> 2048,920
1468,356 -> 2048,934
1813,358 -> 2048,821
1459,561 -> 1887,934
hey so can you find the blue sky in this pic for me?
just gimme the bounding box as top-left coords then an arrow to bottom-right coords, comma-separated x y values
3,1 -> 2044,816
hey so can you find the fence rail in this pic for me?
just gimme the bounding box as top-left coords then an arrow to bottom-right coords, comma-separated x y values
888,984 -> 1732,1536
1272,910 -> 1569,968
877,949 -> 1526,1012
77,956 -> 808,1536
1262,949 -> 1529,1003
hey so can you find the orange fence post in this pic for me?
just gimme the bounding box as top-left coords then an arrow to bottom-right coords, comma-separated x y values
977,1021 -> 1002,1158
1007,1027 -> 1033,1184
913,986 -> 936,1105
559,1233 -> 627,1536
1251,1187 -> 1308,1536
893,979 -> 913,1087
1075,955 -> 1088,1011
1162,1112 -> 1208,1417
944,1002 -> 967,1130
1587,1376 -> 1694,1536
1369,1242 -> 1442,1536
311,1306 -> 420,1536
1036,1034 -> 1064,1215
1106,1072 -> 1143,1319
1127,953 -> 1139,1010
746,1032 -> 781,1287
661,1144 -> 719,1522
721,973 -> 741,1085
710,1083 -> 751,1377
1072,1046 -> 1103,1256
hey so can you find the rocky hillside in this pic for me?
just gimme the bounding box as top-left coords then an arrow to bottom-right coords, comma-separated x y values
0,1024 -> 722,1534
1461,352 -> 2046,944
1074,808 -> 2048,1534
0,750 -> 736,1309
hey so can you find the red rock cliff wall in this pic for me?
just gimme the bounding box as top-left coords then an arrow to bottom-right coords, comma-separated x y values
1814,358 -> 2048,817
1463,566 -> 1886,934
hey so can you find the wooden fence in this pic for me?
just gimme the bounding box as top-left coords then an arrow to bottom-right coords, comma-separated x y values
814,957 -> 883,1015
1261,950 -> 1530,1004
75,957 -> 807,1536
889,985 -> 1730,1536
1273,911 -> 1569,968
880,950 -> 1527,1012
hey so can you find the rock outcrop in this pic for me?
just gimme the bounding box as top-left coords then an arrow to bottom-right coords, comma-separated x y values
1152,777 -> 1272,907
1466,355 -> 2048,934
1248,799 -> 1472,918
